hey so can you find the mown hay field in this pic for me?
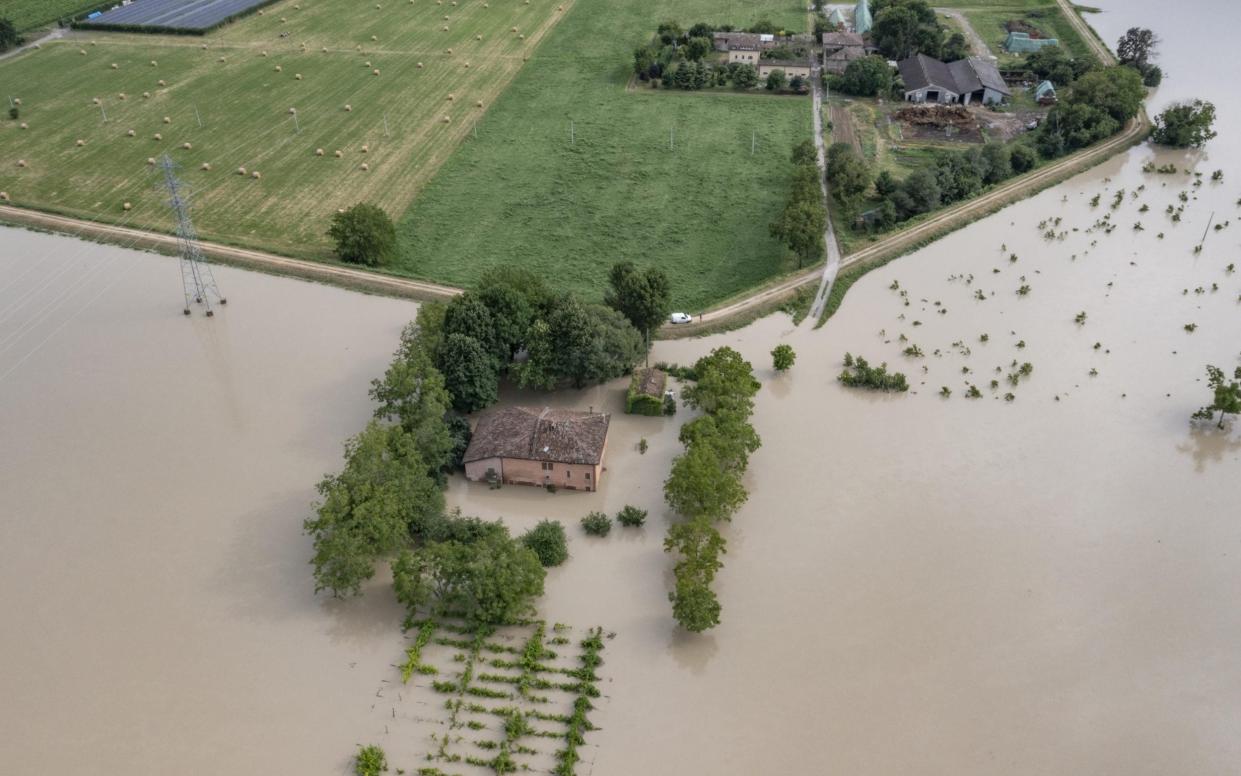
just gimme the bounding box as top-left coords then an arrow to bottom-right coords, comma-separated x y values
961,4 -> 1094,65
0,0 -> 569,256
395,0 -> 813,309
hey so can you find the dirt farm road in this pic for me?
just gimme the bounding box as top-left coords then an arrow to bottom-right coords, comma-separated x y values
936,8 -> 992,58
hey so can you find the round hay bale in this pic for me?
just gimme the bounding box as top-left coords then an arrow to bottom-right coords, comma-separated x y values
441,25 -> 448,31
295,73 -> 303,80
371,35 -> 378,41
322,47 -> 328,52
372,68 -> 380,75
293,3 -> 300,8
275,65 -> 282,72
158,79 -> 167,86
280,17 -> 287,22
361,162 -> 369,170
443,14 -> 449,19
92,97 -> 101,105
511,26 -> 517,32
464,62 -> 470,68
288,107 -> 297,114
147,157 -> 156,165
315,148 -> 325,156
143,91 -> 151,98
80,49 -> 86,55
475,34 -> 482,40
110,63 -> 118,69
344,104 -> 352,111
127,129 -> 135,137
334,149 -> 343,157
123,202 -> 132,211
442,115 -> 451,123
163,116 -> 171,124
76,139 -> 85,146
12,98 -> 19,106
201,162 -> 211,170
150,60 -> 158,66
417,62 -> 423,68
252,171 -> 261,179
0,192 -> 9,201
118,93 -> 127,100
356,44 -> 362,51
446,47 -> 453,54
261,51 -> 268,57
447,93 -> 455,100
483,2 -> 489,6
361,144 -> 369,152
90,41 -> 97,46
365,61 -> 371,67
375,3 -> 381,7
518,33 -> 525,39
153,132 -> 163,140
19,122 -> 28,130
238,166 -> 247,175
17,159 -> 27,168
476,100 -> 483,107
182,142 -> 192,150
218,56 -> 226,63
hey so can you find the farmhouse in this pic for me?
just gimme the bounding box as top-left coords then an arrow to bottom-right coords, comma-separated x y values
463,407 -> 610,492
821,31 -> 866,75
758,57 -> 813,82
898,53 -> 1011,106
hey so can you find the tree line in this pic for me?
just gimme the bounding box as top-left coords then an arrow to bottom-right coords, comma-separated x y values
769,140 -> 827,268
662,348 -> 762,632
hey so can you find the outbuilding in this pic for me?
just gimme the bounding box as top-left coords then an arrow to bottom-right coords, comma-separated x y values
898,53 -> 1010,106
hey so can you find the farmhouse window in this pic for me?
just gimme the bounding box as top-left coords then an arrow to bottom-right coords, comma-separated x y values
541,462 -> 553,471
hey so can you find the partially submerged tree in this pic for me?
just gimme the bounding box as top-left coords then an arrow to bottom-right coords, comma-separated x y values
1152,100 -> 1218,148
1116,27 -> 1158,71
772,343 -> 796,371
1192,365 -> 1241,429
328,203 -> 396,267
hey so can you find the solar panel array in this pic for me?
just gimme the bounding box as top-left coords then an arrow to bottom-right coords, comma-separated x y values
81,0 -> 272,32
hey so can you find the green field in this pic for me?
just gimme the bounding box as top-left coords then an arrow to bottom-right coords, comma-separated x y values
961,4 -> 1093,65
0,0 -> 569,256
0,0 -> 100,31
395,0 -> 811,309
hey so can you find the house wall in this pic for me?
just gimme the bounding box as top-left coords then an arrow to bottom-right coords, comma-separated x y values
981,87 -> 1006,105
904,86 -> 958,104
758,63 -> 812,80
728,50 -> 759,65
498,458 -> 601,491
464,456 -> 503,484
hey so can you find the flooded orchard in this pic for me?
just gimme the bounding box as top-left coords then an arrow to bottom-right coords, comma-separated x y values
3,0 -> 1241,773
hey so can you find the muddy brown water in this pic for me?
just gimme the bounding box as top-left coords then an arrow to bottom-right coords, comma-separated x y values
3,0 -> 1241,773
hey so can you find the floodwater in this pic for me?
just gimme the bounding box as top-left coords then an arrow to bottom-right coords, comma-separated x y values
3,0 -> 1241,773
0,232 -> 420,774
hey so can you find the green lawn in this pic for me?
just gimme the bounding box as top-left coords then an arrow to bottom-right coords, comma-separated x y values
395,0 -> 812,310
961,4 -> 1094,65
0,0 -> 100,31
0,0 -> 568,256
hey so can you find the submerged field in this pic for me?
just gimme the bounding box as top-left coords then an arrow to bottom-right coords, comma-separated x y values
0,0 -> 568,255
396,0 -> 812,309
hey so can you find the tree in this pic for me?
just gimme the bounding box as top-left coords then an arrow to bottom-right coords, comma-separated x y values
669,571 -> 722,632
354,745 -> 388,776
438,332 -> 499,413
684,347 -> 761,415
665,444 -> 748,522
393,531 -> 546,625
0,18 -> 21,54
839,55 -> 894,97
516,297 -> 643,390
442,293 -> 499,362
664,515 -> 726,631
772,343 -> 796,371
304,423 -> 443,596
684,36 -> 712,61
870,0 -> 943,60
328,203 -> 396,267
791,139 -> 817,166
369,323 -> 454,478
1142,65 -> 1163,87
1067,66 -> 1145,124
942,31 -> 968,61
789,74 -> 807,93
874,170 -> 899,197
678,411 -> 762,474
826,143 -> 872,201
901,167 -> 941,214
477,283 -> 533,359
520,520 -> 569,567
1192,365 -> 1241,429
731,63 -> 758,89
1152,100 -> 1217,148
1116,27 -> 1158,71
604,261 -> 672,342
765,69 -> 787,91
1009,143 -> 1038,173
980,143 -> 1012,184
771,198 -> 826,269
1025,44 -> 1077,86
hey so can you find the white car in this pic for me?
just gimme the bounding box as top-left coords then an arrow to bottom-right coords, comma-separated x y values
669,312 -> 693,324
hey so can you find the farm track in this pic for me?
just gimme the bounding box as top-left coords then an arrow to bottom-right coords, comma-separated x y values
0,203 -> 462,301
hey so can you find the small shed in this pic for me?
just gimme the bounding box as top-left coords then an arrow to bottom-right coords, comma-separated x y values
1033,79 -> 1056,103
626,368 -> 668,415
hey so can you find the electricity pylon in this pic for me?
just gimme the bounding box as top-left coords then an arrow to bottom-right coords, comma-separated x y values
158,154 -> 226,316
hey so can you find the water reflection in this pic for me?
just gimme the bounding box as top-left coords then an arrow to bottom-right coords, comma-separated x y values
1176,424 -> 1241,472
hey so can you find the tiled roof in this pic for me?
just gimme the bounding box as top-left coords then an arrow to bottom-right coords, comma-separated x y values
463,407 -> 610,466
